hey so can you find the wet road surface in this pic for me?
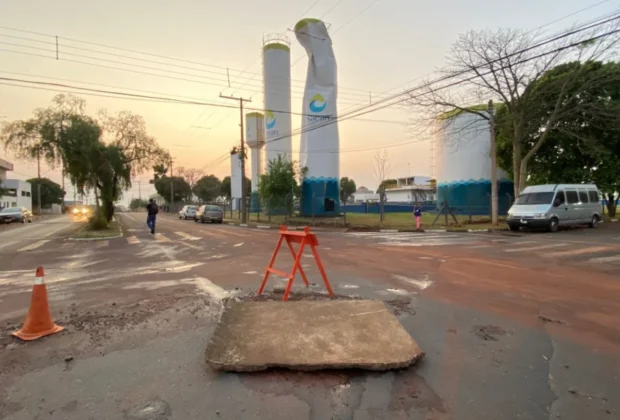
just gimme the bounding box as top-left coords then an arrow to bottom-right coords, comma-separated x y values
0,213 -> 619,419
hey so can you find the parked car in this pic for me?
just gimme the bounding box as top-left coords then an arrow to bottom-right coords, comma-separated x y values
179,205 -> 199,220
195,205 -> 223,223
507,184 -> 601,232
0,207 -> 33,224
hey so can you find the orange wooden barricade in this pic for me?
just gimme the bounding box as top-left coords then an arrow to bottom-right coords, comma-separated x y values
258,225 -> 334,301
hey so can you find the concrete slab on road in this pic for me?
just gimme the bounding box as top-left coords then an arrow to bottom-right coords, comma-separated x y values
206,300 -> 423,372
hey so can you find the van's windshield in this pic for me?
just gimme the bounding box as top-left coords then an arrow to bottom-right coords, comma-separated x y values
515,192 -> 555,205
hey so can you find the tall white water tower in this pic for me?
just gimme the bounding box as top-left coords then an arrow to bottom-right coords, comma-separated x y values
436,110 -> 513,214
245,112 -> 265,209
263,34 -> 292,165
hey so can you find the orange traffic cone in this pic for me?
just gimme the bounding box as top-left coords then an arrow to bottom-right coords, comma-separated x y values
12,267 -> 64,341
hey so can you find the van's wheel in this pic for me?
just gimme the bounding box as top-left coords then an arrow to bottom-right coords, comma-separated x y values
549,217 -> 559,233
589,215 -> 599,228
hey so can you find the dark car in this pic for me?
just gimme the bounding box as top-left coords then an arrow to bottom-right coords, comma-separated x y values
195,205 -> 223,224
0,207 -> 33,224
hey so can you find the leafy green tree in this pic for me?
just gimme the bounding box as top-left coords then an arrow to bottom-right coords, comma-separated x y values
129,198 -> 148,211
497,61 -> 620,215
194,175 -> 221,202
2,95 -> 166,223
26,178 -> 65,208
339,177 -> 357,204
154,176 -> 192,203
220,175 -> 251,200
259,156 -> 301,214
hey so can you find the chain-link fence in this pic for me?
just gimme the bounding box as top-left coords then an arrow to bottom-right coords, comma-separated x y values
171,191 -> 514,229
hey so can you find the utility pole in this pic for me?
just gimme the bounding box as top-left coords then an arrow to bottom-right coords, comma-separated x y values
36,150 -> 41,214
136,180 -> 142,200
220,94 -> 252,223
488,100 -> 498,226
170,157 -> 174,212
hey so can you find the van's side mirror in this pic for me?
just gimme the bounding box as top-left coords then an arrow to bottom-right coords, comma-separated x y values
553,199 -> 561,207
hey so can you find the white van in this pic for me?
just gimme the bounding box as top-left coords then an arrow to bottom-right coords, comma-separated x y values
507,184 -> 601,232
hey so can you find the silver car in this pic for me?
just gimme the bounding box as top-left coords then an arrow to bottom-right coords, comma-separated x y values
507,184 -> 601,232
179,205 -> 199,220
195,205 -> 223,224
0,207 -> 33,224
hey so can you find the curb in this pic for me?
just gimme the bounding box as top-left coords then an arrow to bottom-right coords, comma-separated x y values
68,231 -> 124,241
221,220 -> 504,234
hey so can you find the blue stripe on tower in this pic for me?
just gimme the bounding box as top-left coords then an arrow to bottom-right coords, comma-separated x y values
300,177 -> 340,216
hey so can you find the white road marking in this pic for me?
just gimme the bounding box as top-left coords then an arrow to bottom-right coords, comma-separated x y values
17,240 -> 49,252
387,288 -> 410,296
194,277 -> 230,300
340,284 -> 360,289
589,255 -> 620,263
504,243 -> 568,253
233,242 -> 244,247
392,274 -> 433,290
155,234 -> 171,242
174,231 -> 201,241
127,236 -> 141,245
243,270 -> 258,274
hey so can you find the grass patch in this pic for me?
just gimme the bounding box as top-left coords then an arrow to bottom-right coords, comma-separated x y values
226,211 -> 508,229
71,220 -> 122,239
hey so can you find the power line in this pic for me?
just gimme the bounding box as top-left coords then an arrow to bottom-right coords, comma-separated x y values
259,16 -> 620,150
0,75 -> 333,117
0,25 -> 377,97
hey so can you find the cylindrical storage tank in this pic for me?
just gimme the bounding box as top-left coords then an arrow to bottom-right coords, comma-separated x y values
436,110 -> 513,215
263,35 -> 292,165
245,112 -> 264,211
229,149 -> 243,211
295,18 -> 340,217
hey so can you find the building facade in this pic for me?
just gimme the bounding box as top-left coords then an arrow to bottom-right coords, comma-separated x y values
1,179 -> 32,210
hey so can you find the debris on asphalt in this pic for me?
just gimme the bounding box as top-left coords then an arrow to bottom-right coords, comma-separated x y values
538,315 -> 566,325
205,300 -> 424,372
64,355 -> 74,363
472,325 -> 507,341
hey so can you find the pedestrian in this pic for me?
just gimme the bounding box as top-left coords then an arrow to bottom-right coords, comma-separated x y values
413,203 -> 422,231
146,198 -> 159,235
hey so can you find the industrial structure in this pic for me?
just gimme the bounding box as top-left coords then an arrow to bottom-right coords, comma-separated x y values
229,148 -> 243,211
262,35 -> 292,165
295,18 -> 340,216
245,112 -> 265,210
436,111 -> 513,214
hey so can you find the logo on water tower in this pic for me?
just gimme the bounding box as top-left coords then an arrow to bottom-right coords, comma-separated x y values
265,110 -> 276,129
309,94 -> 327,113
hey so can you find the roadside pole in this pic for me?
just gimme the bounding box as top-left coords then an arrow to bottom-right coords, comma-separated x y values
488,100 -> 498,226
220,94 -> 252,224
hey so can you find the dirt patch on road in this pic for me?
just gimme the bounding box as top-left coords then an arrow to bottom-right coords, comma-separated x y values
0,290 -> 219,377
472,325 -> 507,341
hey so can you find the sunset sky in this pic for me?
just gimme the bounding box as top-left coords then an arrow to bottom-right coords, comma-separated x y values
0,0 -> 615,203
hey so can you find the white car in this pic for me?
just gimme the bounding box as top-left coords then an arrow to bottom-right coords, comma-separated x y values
178,205 -> 199,220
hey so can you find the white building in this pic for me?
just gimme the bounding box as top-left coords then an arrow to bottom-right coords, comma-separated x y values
1,179 -> 32,210
384,176 -> 435,203
352,186 -> 380,203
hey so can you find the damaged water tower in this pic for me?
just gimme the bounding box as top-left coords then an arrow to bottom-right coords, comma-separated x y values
295,18 -> 340,216
245,112 -> 265,210
263,34 -> 292,165
435,109 -> 513,215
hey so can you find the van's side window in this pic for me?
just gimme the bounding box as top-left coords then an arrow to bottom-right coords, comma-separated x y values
588,190 -> 599,203
566,190 -> 579,204
555,191 -> 566,205
578,190 -> 589,203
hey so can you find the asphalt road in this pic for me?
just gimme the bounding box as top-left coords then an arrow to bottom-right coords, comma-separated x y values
0,213 -> 619,419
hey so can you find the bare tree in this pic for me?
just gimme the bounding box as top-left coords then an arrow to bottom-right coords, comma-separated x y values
176,167 -> 203,189
373,149 -> 392,223
409,20 -> 620,200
